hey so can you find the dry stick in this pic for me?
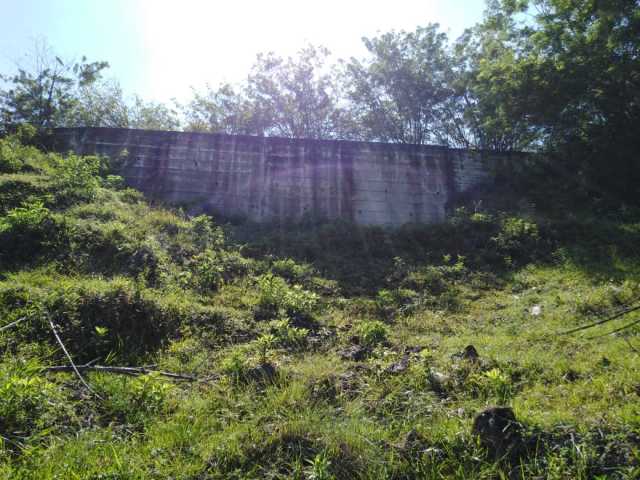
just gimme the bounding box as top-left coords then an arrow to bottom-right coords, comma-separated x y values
0,317 -> 27,333
623,336 -> 640,355
46,314 -> 102,399
559,303 -> 640,335
0,433 -> 24,450
587,317 -> 640,339
44,364 -> 202,382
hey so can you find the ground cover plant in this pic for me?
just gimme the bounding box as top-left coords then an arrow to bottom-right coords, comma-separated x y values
0,130 -> 639,479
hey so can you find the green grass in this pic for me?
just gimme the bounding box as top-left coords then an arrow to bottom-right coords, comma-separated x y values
0,130 -> 639,478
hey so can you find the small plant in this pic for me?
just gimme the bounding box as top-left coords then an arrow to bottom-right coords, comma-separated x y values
220,350 -> 248,380
271,257 -> 313,282
469,368 -> 513,404
354,320 -> 388,347
305,452 -> 334,480
0,359 -> 69,443
95,372 -> 173,426
269,318 -> 308,349
256,273 -> 319,320
254,333 -> 277,364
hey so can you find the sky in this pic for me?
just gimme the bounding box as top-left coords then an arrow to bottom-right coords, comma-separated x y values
0,0 -> 487,104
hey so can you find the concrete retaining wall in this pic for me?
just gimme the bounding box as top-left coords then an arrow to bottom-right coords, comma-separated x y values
51,127 -> 513,226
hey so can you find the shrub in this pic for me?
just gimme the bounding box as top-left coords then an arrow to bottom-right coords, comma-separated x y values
0,359 -> 70,443
255,273 -> 319,321
491,217 -> 541,266
190,214 -> 224,250
0,201 -> 69,265
354,320 -> 388,347
268,318 -> 309,349
468,368 -> 513,404
271,258 -> 314,283
190,249 -> 251,292
93,372 -> 174,427
0,276 -> 186,363
0,125 -> 39,174
46,153 -> 104,205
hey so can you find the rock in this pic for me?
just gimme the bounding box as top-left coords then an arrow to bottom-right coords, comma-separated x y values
338,345 -> 368,361
451,344 -> 480,363
404,345 -> 423,354
386,354 -> 409,374
245,362 -> 277,382
337,365 -> 369,398
530,305 -> 542,316
393,429 -> 425,453
472,407 -> 523,460
309,375 -> 338,402
563,368 -> 581,382
599,356 -> 611,367
427,369 -> 451,396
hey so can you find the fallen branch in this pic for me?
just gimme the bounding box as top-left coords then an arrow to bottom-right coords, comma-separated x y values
623,336 -> 640,355
44,364 -> 204,382
0,317 -> 27,333
46,314 -> 102,399
559,303 -> 640,335
587,317 -> 640,339
0,433 -> 25,450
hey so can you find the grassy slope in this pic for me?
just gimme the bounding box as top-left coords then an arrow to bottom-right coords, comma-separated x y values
0,131 -> 639,479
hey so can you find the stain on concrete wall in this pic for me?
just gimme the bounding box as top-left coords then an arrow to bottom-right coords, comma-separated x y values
51,127 -> 514,226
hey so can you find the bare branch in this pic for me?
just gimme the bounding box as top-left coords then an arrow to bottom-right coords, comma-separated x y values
43,364 -> 212,382
559,303 -> 640,335
46,314 -> 102,399
0,317 -> 27,333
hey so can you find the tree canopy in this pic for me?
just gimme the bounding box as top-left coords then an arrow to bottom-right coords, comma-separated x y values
2,0 -> 639,200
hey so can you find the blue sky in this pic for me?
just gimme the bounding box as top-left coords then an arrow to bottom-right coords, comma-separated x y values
0,0 -> 487,104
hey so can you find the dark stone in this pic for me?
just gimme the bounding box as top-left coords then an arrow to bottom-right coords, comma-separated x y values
462,345 -> 480,361
386,354 -> 410,374
452,344 -> 480,362
472,407 -> 524,460
339,345 -> 368,361
245,362 -> 277,382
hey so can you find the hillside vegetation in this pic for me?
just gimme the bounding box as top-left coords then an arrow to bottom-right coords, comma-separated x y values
0,129 -> 639,479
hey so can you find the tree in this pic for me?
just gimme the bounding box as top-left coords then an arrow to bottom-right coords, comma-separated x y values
183,83 -> 255,134
472,0 -> 640,198
126,96 -> 180,131
244,45 -> 347,139
183,45 -> 349,139
67,79 -> 130,128
0,41 -> 108,132
450,10 -> 543,151
343,25 -> 461,146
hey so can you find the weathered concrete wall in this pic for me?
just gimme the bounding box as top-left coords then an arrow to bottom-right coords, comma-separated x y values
51,127 -> 513,226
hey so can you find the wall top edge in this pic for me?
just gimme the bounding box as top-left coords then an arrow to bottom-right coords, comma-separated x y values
52,127 -> 526,157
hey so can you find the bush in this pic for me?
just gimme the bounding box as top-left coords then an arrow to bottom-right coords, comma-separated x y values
271,258 -> 314,283
268,318 -> 309,350
0,201 -> 70,265
190,249 -> 251,292
491,217 -> 541,266
190,214 -> 224,250
354,320 -> 388,347
255,273 -> 319,321
0,125 -> 39,174
46,153 -> 104,205
0,359 -> 70,444
0,276 -> 186,363
93,372 -> 174,427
